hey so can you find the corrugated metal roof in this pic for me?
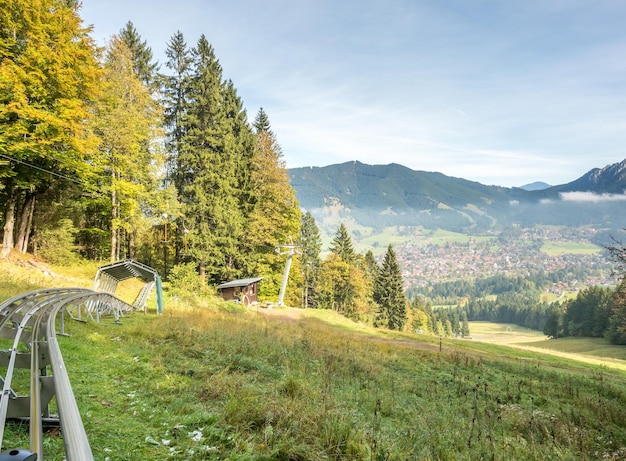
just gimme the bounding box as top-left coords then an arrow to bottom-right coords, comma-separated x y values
217,277 -> 263,289
96,259 -> 159,282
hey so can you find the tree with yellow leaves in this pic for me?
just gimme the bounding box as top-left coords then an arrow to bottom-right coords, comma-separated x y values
0,0 -> 101,257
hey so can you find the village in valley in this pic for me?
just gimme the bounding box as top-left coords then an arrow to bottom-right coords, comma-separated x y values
392,225 -> 615,293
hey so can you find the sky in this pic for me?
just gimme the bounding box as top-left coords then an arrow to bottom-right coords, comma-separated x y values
78,0 -> 626,188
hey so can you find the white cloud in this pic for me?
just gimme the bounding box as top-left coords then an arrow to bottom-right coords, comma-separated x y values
560,191 -> 626,202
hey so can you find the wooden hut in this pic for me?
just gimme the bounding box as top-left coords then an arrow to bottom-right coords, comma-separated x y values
217,277 -> 263,305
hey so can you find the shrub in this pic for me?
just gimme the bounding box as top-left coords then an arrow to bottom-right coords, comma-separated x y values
167,262 -> 211,297
33,218 -> 79,265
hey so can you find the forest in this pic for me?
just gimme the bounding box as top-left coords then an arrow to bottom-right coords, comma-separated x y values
2,0 -> 626,344
0,1 -> 300,296
408,270 -> 626,345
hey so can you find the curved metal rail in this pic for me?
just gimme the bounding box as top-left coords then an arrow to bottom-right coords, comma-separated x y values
0,289 -> 136,460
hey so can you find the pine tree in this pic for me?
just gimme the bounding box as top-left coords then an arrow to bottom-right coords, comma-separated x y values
0,0 -> 100,257
374,244 -> 407,330
330,223 -> 356,264
299,211 -> 322,308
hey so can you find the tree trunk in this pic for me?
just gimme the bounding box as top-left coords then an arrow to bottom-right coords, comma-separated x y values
1,189 -> 17,258
175,217 -> 184,265
111,185 -> 118,263
118,227 -> 124,260
128,228 -> 135,259
199,261 -> 206,284
16,193 -> 35,253
24,197 -> 34,253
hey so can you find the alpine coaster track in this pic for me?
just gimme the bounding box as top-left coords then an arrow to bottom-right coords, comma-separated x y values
0,288 -> 135,460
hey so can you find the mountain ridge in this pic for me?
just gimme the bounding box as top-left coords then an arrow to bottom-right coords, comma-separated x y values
288,159 -> 626,232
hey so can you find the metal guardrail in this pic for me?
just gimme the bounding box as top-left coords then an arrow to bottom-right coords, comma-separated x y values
0,289 -> 136,460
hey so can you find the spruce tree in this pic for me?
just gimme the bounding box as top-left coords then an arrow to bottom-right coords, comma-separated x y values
374,244 -> 408,330
225,81 -> 255,225
543,303 -> 564,338
299,211 -> 322,308
363,250 -> 379,282
330,223 -> 356,264
177,35 -> 248,283
607,278 -> 626,345
118,21 -> 159,86
253,107 -> 272,135
604,228 -> 626,344
182,35 -> 232,281
461,311 -> 471,337
162,31 -> 192,264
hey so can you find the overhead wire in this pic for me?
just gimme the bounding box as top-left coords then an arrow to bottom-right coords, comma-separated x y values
0,152 -> 85,186
0,152 -> 121,201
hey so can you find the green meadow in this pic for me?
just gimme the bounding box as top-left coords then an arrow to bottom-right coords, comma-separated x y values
540,241 -> 603,256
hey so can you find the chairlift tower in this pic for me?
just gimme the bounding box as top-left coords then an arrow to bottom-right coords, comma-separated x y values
276,238 -> 300,306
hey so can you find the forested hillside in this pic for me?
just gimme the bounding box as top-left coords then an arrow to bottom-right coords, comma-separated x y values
288,160 -> 626,232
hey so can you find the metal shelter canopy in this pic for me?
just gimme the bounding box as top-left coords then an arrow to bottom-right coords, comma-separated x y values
92,259 -> 164,313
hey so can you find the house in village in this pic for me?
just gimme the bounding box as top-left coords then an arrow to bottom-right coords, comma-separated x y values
217,277 -> 263,305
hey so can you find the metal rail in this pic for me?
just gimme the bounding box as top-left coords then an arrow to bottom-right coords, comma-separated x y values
0,289 -> 136,460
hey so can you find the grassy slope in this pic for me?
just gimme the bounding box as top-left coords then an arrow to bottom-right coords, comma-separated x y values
1,258 -> 626,460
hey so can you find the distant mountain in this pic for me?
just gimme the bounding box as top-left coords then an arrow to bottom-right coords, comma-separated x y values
289,161 -> 527,209
551,159 -> 626,194
288,159 -> 626,233
520,181 -> 551,191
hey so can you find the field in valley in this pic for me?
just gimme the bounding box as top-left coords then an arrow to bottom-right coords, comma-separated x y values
469,321 -> 626,371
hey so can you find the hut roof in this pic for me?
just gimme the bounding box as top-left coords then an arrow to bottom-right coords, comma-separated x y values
217,277 -> 263,289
